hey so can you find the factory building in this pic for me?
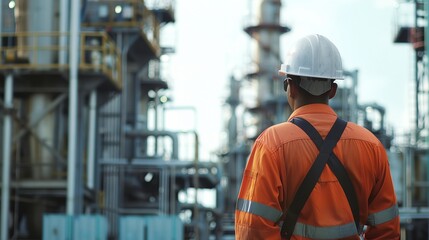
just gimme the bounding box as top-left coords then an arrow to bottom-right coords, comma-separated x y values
0,0 -> 427,239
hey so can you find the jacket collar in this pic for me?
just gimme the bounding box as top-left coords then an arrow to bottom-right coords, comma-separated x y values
288,103 -> 337,121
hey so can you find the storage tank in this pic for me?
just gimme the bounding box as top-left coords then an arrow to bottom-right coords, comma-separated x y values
15,0 -> 60,179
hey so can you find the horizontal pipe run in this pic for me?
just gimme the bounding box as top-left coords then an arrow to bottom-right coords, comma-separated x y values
125,130 -> 179,159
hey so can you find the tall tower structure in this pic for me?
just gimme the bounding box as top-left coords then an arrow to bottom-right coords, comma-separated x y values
394,0 -> 427,147
221,0 -> 290,238
243,0 -> 291,139
393,0 -> 429,238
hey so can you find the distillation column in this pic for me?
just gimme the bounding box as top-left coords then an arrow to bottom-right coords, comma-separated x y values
18,0 -> 58,181
220,0 -> 291,236
244,0 -> 290,138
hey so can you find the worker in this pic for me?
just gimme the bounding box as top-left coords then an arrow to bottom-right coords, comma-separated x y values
235,34 -> 400,239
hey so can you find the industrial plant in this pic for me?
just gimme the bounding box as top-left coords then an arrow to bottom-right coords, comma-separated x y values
0,0 -> 427,239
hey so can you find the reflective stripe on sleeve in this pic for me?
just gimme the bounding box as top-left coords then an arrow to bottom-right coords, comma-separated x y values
236,198 -> 283,223
237,198 -> 363,239
367,204 -> 399,226
294,221 -> 359,239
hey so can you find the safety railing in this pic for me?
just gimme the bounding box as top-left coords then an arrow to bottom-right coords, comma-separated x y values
80,32 -> 122,88
82,0 -> 160,52
0,31 -> 122,88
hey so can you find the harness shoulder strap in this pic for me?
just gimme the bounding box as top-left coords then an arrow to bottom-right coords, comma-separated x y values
281,117 -> 354,239
289,118 -> 360,232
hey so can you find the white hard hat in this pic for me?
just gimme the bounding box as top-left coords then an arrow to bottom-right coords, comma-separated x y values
279,34 -> 344,80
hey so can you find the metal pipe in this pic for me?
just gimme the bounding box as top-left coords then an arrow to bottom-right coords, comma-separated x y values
227,76 -> 239,148
118,33 -> 125,158
405,146 -> 413,208
154,89 -> 160,154
170,163 -> 176,214
253,0 -> 284,133
125,130 -> 179,159
59,0 -> 69,65
192,131 -> 200,239
67,0 -> 81,215
87,90 -> 97,189
0,0 -> 3,48
119,34 -> 139,158
1,73 -> 13,240
161,167 -> 167,213
414,2 -> 420,145
161,106 -> 198,159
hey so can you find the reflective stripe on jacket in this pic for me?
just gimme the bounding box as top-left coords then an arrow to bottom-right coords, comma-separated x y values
235,104 -> 400,240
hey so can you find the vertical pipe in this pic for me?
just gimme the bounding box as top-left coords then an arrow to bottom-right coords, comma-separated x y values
1,73 -> 13,240
67,0 -> 81,215
76,96 -> 84,213
163,168 -> 168,214
193,132 -> 200,239
0,1 -> 4,237
352,70 -> 359,123
415,2 -> 420,145
119,33 -> 125,158
120,34 -> 138,158
87,91 -> 97,189
228,76 -> 239,148
0,0 -> 3,47
251,0 -> 283,134
170,165 -> 176,214
60,0 -> 69,65
405,146 -> 413,208
425,0 -> 429,207
154,89 -> 159,154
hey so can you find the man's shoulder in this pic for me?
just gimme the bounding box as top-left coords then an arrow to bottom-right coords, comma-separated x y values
257,122 -> 305,145
343,121 -> 382,145
256,120 -> 383,147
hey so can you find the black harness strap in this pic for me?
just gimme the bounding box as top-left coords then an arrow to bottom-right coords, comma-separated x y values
281,117 -> 360,239
290,118 -> 360,231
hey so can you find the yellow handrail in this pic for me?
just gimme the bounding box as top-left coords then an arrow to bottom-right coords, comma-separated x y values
0,31 -> 122,89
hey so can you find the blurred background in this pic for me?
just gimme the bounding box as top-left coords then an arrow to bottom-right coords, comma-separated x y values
0,0 -> 426,239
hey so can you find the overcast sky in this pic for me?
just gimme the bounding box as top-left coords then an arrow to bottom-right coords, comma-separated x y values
163,0 -> 414,160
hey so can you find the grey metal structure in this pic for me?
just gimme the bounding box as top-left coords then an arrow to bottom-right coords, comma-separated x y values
0,0 -> 123,237
394,0 -> 429,238
0,0 -> 418,239
220,0 -> 290,237
243,0 -> 291,139
0,0 -> 224,239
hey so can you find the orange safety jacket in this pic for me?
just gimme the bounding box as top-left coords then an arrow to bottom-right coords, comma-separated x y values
235,104 -> 400,240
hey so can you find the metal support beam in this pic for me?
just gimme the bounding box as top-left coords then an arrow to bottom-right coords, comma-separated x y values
67,0 -> 81,215
425,0 -> 429,147
0,0 -> 2,48
60,0 -> 69,65
13,94 -> 67,142
0,95 -> 67,163
87,90 -> 97,189
1,73 -> 13,240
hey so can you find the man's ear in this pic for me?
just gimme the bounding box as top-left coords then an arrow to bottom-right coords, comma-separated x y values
288,79 -> 298,99
328,82 -> 338,99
